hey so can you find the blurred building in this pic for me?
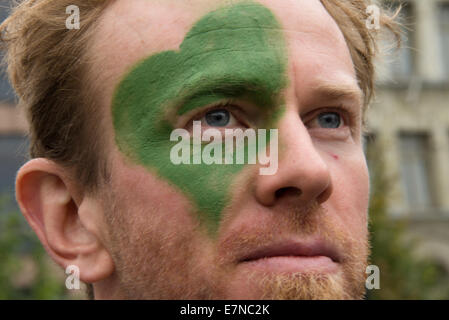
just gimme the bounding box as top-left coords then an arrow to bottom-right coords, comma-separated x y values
0,1 -> 28,197
366,0 -> 449,273
0,0 -> 448,279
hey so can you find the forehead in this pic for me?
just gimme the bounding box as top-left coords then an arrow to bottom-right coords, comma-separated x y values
90,0 -> 355,108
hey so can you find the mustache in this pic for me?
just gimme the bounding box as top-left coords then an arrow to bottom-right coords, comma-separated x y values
216,201 -> 359,266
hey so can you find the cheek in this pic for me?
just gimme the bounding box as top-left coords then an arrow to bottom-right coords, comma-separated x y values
109,152 -> 201,239
328,150 -> 370,237
105,153 -> 219,295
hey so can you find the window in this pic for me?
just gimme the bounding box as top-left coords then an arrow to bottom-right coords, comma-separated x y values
378,2 -> 415,82
0,68 -> 15,102
0,0 -> 15,102
363,132 -> 378,172
0,135 -> 28,194
398,132 -> 435,211
393,4 -> 414,79
439,3 -> 449,79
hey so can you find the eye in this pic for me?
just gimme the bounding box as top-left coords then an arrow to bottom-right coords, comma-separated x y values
205,109 -> 231,127
196,106 -> 244,130
304,107 -> 358,140
314,112 -> 343,129
181,101 -> 251,132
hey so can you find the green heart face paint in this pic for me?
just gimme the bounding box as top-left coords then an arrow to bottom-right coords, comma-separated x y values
112,1 -> 288,232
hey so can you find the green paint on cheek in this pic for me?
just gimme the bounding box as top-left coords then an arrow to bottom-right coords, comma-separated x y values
112,1 -> 288,232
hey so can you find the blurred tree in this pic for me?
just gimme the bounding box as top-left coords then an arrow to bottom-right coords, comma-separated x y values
0,195 -> 75,299
366,139 -> 449,299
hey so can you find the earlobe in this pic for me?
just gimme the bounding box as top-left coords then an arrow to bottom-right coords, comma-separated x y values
15,158 -> 115,284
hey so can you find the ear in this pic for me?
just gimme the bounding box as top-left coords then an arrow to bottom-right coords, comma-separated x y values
15,158 -> 115,284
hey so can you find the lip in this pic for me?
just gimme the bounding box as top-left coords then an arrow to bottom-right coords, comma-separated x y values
237,240 -> 341,273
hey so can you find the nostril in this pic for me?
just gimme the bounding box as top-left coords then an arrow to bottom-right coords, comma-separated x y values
275,187 -> 302,199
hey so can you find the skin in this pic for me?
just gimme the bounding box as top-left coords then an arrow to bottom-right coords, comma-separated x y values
16,0 -> 370,299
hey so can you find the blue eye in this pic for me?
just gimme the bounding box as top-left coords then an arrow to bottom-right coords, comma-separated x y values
205,109 -> 230,127
317,112 -> 341,128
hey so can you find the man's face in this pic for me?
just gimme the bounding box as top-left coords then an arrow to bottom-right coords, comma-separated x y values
90,0 -> 370,299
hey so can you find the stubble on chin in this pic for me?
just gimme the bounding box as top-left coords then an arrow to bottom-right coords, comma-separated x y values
216,201 -> 370,300
256,270 -> 364,300
102,185 -> 369,300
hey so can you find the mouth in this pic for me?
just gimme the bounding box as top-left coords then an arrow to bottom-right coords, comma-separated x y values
237,240 -> 341,274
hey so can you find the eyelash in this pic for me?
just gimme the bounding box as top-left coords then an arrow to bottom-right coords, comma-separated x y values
184,101 -> 359,133
305,106 -> 356,128
189,99 -> 250,127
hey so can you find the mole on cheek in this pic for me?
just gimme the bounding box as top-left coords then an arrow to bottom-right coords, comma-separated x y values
330,153 -> 339,160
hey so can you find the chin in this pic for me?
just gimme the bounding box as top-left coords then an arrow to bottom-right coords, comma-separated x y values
223,270 -> 363,300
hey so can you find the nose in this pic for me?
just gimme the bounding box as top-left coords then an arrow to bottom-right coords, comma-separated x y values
255,111 -> 333,207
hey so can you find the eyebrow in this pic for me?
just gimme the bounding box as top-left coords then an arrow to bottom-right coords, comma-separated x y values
311,81 -> 364,106
175,77 -> 282,116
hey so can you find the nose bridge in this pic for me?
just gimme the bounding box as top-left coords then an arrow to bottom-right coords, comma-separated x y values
280,113 -> 330,183
254,111 -> 333,207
